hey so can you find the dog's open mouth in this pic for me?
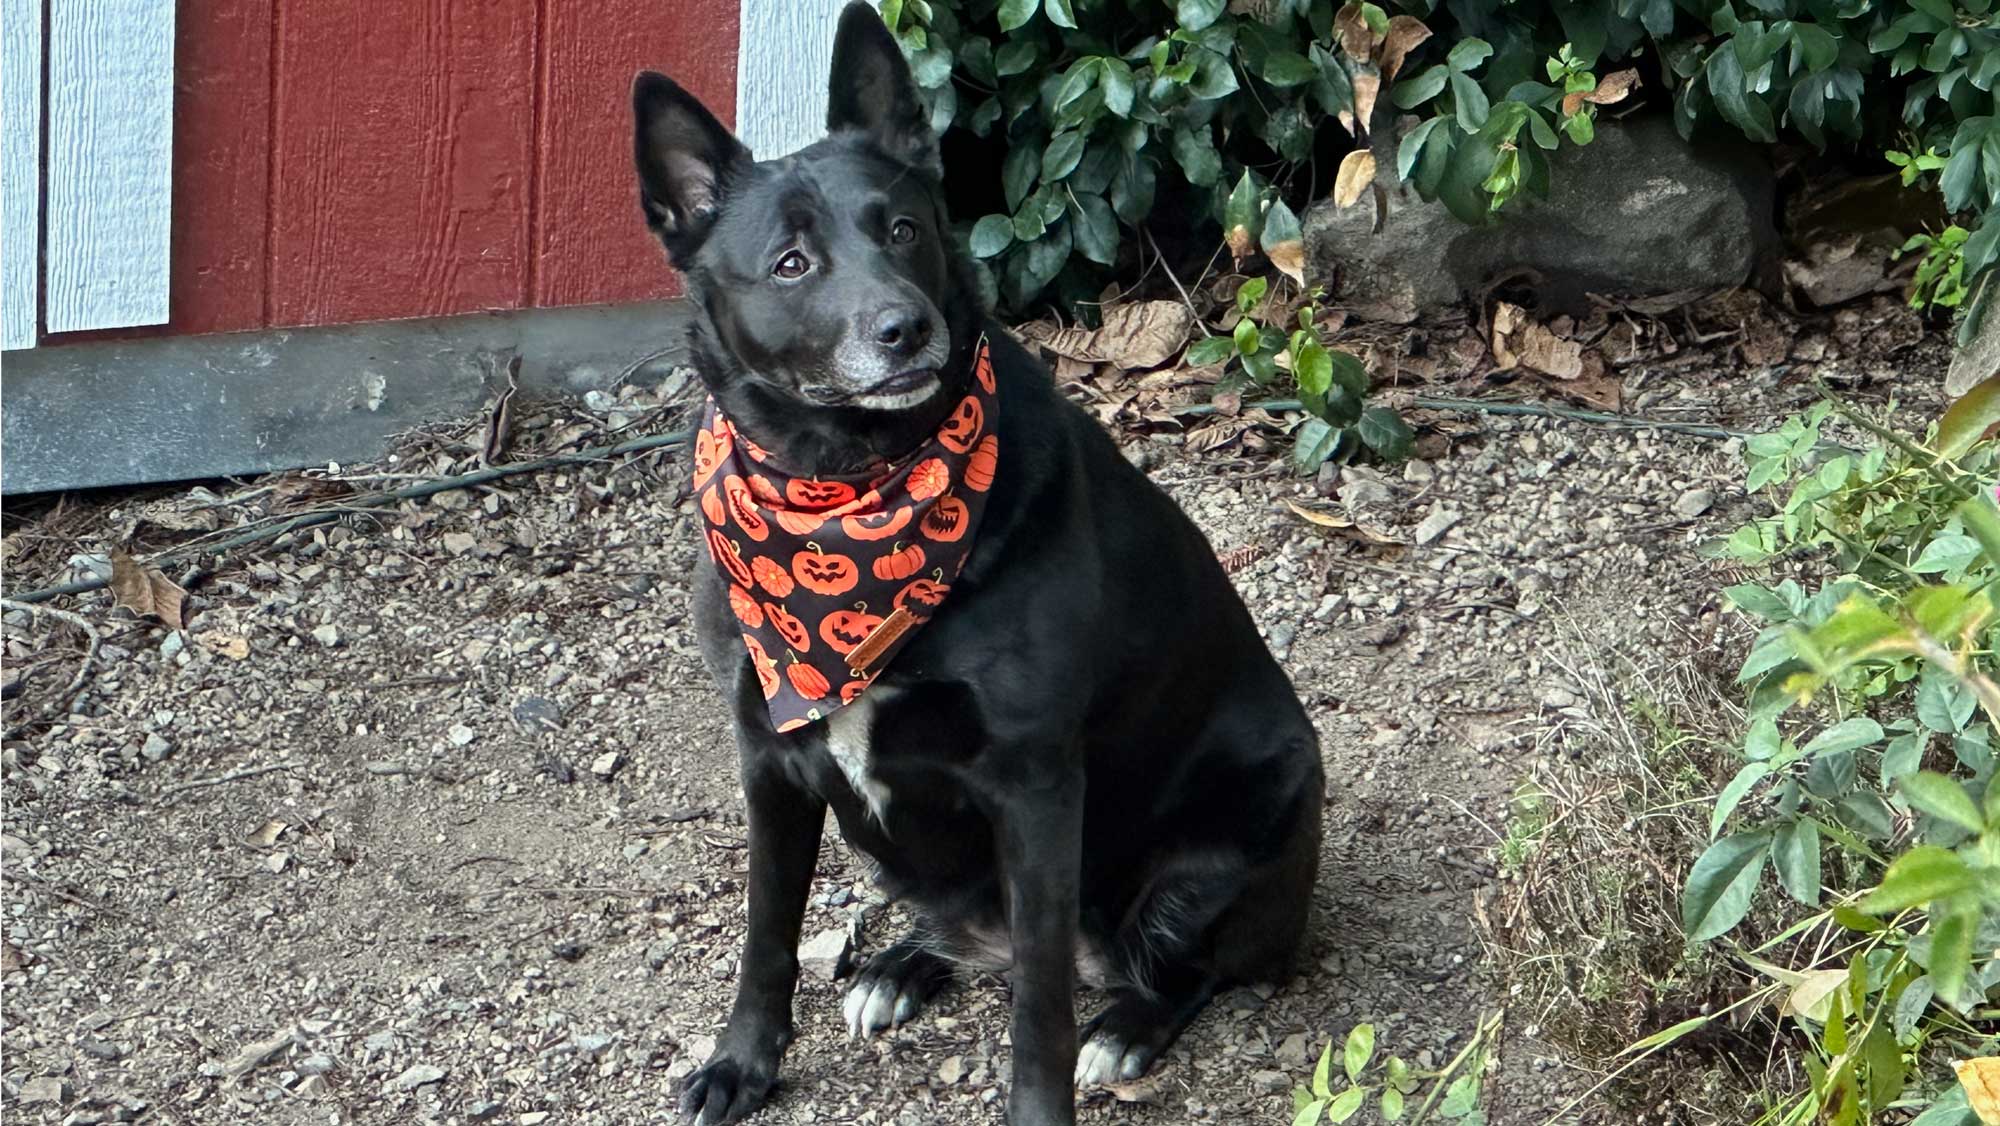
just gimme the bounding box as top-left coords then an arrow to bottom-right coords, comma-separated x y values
847,368 -> 941,410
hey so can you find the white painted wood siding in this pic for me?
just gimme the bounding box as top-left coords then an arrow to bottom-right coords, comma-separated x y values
736,0 -> 848,160
43,0 -> 173,334
2,0 -> 41,349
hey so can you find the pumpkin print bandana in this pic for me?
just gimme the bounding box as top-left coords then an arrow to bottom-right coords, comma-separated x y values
695,338 -> 998,732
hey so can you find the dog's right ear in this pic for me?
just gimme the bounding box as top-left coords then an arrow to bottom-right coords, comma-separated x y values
632,72 -> 752,258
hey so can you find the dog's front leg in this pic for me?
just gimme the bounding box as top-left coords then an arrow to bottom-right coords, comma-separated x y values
997,768 -> 1084,1126
680,752 -> 825,1125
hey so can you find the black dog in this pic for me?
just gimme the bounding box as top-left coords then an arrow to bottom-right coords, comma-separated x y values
634,6 -> 1323,1123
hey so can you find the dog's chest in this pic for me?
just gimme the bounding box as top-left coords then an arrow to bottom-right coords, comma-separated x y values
820,689 -> 896,821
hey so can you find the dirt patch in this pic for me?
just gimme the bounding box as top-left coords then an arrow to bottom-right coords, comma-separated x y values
1,304 -> 1952,1125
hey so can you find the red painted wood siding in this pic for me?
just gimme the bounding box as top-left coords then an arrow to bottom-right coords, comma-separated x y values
43,0 -> 738,343
171,0 -> 272,337
269,2 -> 537,326
535,0 -> 740,306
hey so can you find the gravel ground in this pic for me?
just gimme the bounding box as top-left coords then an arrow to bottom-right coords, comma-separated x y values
0,298 -> 1949,1126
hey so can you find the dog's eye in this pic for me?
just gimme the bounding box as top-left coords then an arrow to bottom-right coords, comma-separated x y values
773,251 -> 811,280
890,219 -> 918,245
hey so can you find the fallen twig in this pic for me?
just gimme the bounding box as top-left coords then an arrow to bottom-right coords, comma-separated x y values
10,869 -> 136,919
1180,395 -> 1752,441
159,763 -> 296,799
1,599 -> 102,738
1145,226 -> 1207,331
4,429 -> 691,606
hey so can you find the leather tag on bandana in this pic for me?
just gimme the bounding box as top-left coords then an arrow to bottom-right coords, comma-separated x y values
845,606 -> 919,676
695,338 -> 999,733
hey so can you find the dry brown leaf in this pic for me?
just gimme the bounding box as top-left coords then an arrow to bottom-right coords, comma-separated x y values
1226,222 -> 1256,270
1776,968 -> 1848,1022
1489,301 -> 1583,379
481,355 -> 521,467
245,820 -> 289,849
1377,15 -> 1431,80
1561,353 -> 1623,411
109,553 -> 186,629
1955,1057 -> 2000,1126
199,632 -> 251,661
1333,150 -> 1377,208
1267,238 -> 1306,287
1334,2 -> 1383,62
1351,72 -> 1381,135
1035,301 -> 1195,371
1585,68 -> 1640,105
1284,499 -> 1354,528
1052,354 -> 1095,383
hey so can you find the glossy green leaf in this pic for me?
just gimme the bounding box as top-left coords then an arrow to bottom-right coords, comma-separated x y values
1803,717 -> 1885,756
1394,65 -> 1450,107
1343,1024 -> 1374,1082
969,214 -> 1016,259
1682,831 -> 1771,941
1176,0 -> 1226,31
1311,1037 -> 1334,1099
1772,819 -> 1822,905
1186,335 -> 1235,366
997,0 -> 1036,32
1447,38 -> 1493,72
1357,408 -> 1414,461
1042,131 -> 1087,182
1711,762 -> 1772,838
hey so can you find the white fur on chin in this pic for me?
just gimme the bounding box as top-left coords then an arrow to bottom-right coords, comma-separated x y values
849,376 -> 941,412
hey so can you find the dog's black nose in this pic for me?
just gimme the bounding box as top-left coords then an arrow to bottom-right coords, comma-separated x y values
872,307 -> 932,359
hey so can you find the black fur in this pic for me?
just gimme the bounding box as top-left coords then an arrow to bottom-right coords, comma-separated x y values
635,7 -> 1323,1124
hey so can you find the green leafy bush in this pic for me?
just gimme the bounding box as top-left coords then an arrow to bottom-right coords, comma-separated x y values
1659,383 -> 2000,1122
889,0 -> 2000,324
884,0 -> 1625,312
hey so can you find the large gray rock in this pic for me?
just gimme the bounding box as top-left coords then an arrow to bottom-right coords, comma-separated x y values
1305,116 -> 1776,322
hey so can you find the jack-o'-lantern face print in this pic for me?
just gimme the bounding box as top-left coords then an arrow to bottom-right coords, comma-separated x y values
792,548 -> 860,596
937,395 -> 982,454
920,495 -> 970,542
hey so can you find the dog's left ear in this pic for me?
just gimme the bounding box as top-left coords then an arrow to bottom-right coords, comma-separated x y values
633,71 -> 752,260
826,2 -> 941,177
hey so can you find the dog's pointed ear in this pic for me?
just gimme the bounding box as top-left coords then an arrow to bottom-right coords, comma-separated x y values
826,2 -> 940,177
633,71 -> 752,258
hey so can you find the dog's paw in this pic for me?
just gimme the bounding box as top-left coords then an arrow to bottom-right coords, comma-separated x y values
678,1053 -> 777,1125
1074,1002 -> 1175,1088
842,941 -> 952,1039
1074,1028 -> 1155,1087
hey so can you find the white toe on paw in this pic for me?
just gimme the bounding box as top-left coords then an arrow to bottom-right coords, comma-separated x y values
1074,1037 -> 1118,1087
859,980 -> 900,1033
842,980 -> 871,1038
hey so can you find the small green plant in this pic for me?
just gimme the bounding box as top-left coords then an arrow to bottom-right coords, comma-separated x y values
1888,146 -> 1948,189
1289,1015 -> 1501,1125
1897,226 -> 1973,311
1186,275 -> 1412,472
